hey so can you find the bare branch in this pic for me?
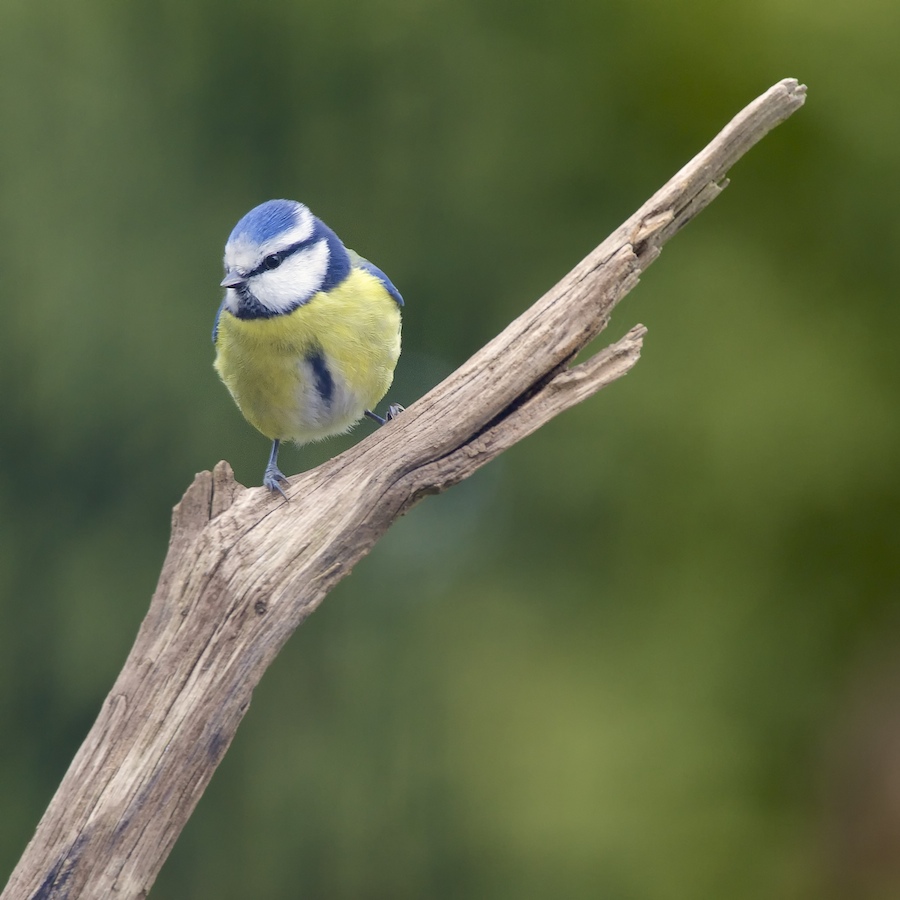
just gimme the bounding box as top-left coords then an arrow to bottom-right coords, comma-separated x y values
2,78 -> 806,900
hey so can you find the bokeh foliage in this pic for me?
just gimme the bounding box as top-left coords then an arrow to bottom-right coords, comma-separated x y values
1,1 -> 899,898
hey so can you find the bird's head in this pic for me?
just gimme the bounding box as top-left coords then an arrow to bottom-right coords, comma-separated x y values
221,199 -> 348,318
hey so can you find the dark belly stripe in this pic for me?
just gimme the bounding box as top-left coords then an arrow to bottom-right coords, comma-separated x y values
307,350 -> 335,407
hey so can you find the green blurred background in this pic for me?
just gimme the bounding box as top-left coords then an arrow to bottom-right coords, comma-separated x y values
1,1 -> 899,898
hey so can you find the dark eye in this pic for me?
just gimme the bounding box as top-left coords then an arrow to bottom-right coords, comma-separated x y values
261,253 -> 283,271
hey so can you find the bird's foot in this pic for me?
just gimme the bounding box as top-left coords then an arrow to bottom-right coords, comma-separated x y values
365,404 -> 405,426
263,464 -> 290,500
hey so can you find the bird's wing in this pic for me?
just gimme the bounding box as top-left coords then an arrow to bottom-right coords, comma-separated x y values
347,248 -> 404,307
212,298 -> 227,343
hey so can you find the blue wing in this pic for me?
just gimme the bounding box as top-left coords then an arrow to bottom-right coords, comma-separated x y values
349,250 -> 404,307
212,298 -> 226,342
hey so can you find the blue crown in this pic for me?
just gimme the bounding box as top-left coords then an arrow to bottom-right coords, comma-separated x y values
229,199 -> 301,245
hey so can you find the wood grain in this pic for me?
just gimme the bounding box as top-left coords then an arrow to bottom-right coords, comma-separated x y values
2,78 -> 806,899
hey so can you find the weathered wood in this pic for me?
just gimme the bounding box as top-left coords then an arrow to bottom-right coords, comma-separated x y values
2,78 -> 806,899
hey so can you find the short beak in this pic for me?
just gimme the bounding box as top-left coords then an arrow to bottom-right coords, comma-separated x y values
220,269 -> 245,289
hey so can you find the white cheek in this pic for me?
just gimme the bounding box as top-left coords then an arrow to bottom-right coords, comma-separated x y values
252,240 -> 330,313
223,291 -> 239,314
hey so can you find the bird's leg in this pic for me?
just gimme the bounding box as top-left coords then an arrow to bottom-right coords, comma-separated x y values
263,439 -> 289,499
365,404 -> 405,426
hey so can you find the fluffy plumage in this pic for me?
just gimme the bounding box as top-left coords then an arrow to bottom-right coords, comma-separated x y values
213,199 -> 403,495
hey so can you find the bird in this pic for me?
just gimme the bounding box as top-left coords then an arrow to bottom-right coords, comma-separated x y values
213,199 -> 403,498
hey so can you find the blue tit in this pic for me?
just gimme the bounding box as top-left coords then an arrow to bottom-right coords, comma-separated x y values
213,199 -> 403,497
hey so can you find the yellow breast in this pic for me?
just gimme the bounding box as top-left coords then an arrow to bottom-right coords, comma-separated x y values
214,267 -> 402,443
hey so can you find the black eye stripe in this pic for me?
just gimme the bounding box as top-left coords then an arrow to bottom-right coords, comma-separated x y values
247,240 -> 306,278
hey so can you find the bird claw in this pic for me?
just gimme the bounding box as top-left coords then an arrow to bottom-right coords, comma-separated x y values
365,404 -> 405,426
263,465 -> 290,500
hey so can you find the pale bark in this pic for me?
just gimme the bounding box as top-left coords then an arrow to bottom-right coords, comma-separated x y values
2,78 -> 807,899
